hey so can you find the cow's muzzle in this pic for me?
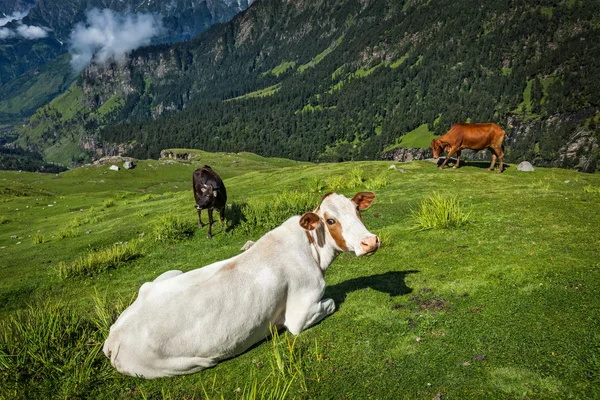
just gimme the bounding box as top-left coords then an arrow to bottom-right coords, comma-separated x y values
359,235 -> 380,256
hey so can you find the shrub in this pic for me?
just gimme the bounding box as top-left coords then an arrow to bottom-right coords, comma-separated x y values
238,191 -> 320,235
412,193 -> 470,230
56,240 -> 143,278
153,213 -> 196,243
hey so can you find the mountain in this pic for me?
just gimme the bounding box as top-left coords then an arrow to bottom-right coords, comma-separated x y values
16,0 -> 600,170
0,0 -> 252,127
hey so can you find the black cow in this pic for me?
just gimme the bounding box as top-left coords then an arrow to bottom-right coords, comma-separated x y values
192,166 -> 227,238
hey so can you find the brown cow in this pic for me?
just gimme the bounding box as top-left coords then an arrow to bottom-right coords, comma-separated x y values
431,123 -> 505,173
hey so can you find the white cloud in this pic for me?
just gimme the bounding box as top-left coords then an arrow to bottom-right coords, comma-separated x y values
0,28 -> 14,39
0,10 -> 49,40
0,11 -> 27,27
15,24 -> 48,39
68,8 -> 163,72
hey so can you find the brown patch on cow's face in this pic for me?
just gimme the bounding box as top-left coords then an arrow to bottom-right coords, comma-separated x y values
351,192 -> 376,211
323,212 -> 348,251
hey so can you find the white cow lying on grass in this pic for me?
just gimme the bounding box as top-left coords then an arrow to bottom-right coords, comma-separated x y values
103,192 -> 380,378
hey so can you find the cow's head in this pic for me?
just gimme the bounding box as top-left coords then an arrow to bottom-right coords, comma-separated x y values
431,139 -> 443,159
299,192 -> 379,256
195,184 -> 219,208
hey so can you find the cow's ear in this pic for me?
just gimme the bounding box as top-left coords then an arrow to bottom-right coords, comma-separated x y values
352,192 -> 376,210
299,212 -> 320,231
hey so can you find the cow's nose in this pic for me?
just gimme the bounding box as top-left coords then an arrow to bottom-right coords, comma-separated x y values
360,236 -> 380,254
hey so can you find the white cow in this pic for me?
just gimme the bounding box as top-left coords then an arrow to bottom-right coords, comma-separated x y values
103,192 -> 380,378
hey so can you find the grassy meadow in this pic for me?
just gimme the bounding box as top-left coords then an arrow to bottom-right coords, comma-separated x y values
0,152 -> 599,399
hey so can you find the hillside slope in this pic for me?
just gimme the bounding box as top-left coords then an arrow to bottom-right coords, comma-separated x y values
0,0 -> 252,127
0,157 -> 599,397
17,0 -> 600,169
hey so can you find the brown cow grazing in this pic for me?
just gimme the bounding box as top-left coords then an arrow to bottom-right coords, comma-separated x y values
431,123 -> 505,173
193,166 -> 227,238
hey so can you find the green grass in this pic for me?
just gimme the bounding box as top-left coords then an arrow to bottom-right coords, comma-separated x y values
298,35 -> 344,73
1,154 -> 600,398
227,84 -> 282,101
385,123 -> 438,151
263,61 -> 297,77
411,192 -> 471,230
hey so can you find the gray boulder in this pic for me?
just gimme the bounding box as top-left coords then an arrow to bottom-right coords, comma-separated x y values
517,161 -> 535,172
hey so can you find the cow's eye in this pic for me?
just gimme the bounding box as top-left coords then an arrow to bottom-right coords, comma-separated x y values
326,218 -> 336,225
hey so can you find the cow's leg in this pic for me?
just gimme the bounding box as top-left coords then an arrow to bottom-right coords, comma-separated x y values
284,298 -> 336,335
207,208 -> 214,238
453,150 -> 462,168
487,149 -> 497,171
196,206 -> 204,228
495,146 -> 505,173
439,147 -> 458,169
146,356 -> 218,378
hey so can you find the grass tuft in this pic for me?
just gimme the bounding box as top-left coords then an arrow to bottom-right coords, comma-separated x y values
56,240 -> 143,278
239,190 -> 320,235
412,192 -> 470,230
32,233 -> 46,244
0,301 -> 113,398
55,226 -> 79,239
153,213 -> 196,243
102,199 -> 115,208
0,216 -> 8,224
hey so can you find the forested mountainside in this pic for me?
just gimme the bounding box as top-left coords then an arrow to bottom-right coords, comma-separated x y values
18,0 -> 600,169
0,0 -> 251,126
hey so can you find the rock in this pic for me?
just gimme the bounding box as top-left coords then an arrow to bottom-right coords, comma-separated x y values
381,147 -> 431,162
578,156 -> 597,174
123,161 -> 135,170
388,165 -> 406,173
240,240 -> 255,251
109,165 -> 120,171
517,161 -> 535,172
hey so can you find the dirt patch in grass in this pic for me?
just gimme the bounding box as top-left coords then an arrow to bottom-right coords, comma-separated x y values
410,288 -> 451,311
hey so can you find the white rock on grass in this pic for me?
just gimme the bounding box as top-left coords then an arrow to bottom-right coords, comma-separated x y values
517,161 -> 535,172
109,165 -> 120,171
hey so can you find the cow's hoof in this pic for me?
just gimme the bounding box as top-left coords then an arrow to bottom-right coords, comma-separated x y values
206,233 -> 212,239
486,168 -> 493,172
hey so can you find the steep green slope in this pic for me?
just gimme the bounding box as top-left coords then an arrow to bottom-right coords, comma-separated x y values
19,0 -> 600,169
0,157 -> 599,398
0,53 -> 76,124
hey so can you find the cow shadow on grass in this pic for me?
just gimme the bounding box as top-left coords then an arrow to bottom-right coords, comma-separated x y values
436,158 -> 510,171
224,202 -> 246,233
325,270 -> 419,308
